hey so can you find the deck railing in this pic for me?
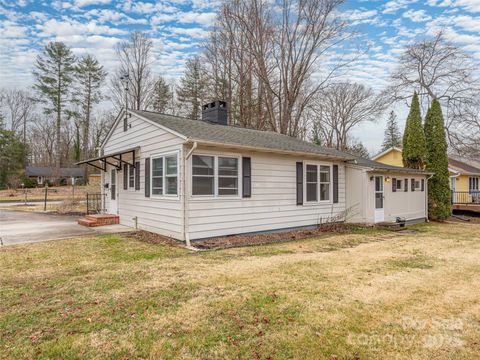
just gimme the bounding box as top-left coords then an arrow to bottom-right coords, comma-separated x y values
86,193 -> 105,214
451,191 -> 480,205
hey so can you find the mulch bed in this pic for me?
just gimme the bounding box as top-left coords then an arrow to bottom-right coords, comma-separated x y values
126,230 -> 182,247
192,223 -> 364,250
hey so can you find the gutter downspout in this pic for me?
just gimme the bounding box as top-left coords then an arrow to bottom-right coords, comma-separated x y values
425,173 -> 434,222
183,141 -> 197,247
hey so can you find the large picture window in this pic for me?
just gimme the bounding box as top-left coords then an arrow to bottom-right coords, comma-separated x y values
151,152 -> 178,196
305,163 -> 331,203
192,154 -> 240,197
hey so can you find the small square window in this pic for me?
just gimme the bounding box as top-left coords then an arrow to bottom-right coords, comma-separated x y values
396,179 -> 402,189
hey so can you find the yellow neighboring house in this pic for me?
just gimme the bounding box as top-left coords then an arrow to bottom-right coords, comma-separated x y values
372,147 -> 480,195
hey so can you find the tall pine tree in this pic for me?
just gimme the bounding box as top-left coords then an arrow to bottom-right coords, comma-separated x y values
424,99 -> 451,219
402,91 -> 427,169
33,42 -> 76,168
177,56 -> 209,120
382,111 -> 402,151
73,55 -> 106,175
151,76 -> 172,113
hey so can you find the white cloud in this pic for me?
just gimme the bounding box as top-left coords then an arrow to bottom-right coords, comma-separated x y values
403,9 -> 432,22
74,0 -> 112,7
383,0 -> 418,14
455,0 -> 480,12
37,19 -> 127,37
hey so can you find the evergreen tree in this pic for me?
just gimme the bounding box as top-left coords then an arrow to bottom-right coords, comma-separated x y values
0,129 -> 27,188
381,111 -> 402,151
73,55 -> 106,175
151,76 -> 172,113
33,42 -> 76,168
177,56 -> 209,120
402,91 -> 427,169
424,99 -> 451,219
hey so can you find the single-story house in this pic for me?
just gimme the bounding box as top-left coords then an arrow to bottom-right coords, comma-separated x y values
372,147 -> 480,204
25,166 -> 84,185
78,101 -> 431,245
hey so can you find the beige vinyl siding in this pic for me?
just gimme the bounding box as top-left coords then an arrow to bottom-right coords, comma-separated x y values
187,147 -> 346,240
102,114 -> 185,240
383,174 -> 427,222
345,166 -> 368,223
345,165 -> 427,224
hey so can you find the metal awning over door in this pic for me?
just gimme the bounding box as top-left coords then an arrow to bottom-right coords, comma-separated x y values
76,147 -> 139,172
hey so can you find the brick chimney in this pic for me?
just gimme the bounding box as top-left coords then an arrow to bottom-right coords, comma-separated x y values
201,100 -> 228,125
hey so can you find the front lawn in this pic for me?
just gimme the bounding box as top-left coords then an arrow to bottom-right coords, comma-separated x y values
1,223 -> 479,359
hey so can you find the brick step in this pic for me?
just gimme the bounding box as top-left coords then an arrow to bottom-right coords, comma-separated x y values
86,214 -> 119,221
78,214 -> 119,227
78,218 -> 98,227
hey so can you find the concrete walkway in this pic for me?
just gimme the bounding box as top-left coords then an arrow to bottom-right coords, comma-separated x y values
0,209 -> 132,246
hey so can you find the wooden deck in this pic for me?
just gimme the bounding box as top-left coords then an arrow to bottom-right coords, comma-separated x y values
452,204 -> 480,213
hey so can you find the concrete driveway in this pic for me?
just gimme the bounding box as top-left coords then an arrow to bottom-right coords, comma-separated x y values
0,209 -> 131,246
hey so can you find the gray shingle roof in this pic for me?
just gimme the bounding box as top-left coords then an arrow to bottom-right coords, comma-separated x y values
448,156 -> 480,174
130,110 -> 352,160
25,166 -> 83,177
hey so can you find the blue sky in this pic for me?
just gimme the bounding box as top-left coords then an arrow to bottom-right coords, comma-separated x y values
1,0 -> 479,152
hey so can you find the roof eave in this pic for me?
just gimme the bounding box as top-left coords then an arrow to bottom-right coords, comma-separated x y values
184,138 -> 354,161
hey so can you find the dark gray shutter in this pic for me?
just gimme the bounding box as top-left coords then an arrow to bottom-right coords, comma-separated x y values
392,178 -> 397,192
296,162 -> 303,205
123,163 -> 128,190
404,178 -> 408,192
411,178 -> 415,192
242,157 -> 251,198
135,161 -> 140,190
421,178 -> 425,192
145,158 -> 150,197
123,117 -> 127,132
333,164 -> 339,203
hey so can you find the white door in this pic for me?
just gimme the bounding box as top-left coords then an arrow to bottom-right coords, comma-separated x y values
110,168 -> 118,214
374,176 -> 384,223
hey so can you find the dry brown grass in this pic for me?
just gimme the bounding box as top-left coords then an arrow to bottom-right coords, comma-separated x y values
1,222 -> 480,359
0,185 -> 97,202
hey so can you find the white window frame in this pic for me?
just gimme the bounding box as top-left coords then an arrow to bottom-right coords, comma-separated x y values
469,177 -> 479,193
190,152 -> 242,199
150,150 -> 180,199
303,162 -> 333,204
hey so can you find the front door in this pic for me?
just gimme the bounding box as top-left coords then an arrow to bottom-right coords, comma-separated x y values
110,168 -> 118,214
374,176 -> 384,223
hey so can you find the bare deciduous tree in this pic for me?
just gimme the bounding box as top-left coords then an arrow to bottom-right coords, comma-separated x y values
110,31 -> 155,111
384,31 -> 480,153
311,82 -> 385,150
0,89 -> 36,143
204,0 -> 353,136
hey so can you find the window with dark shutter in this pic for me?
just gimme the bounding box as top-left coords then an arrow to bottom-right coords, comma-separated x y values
411,178 -> 415,192
145,157 -> 150,197
242,157 -> 251,198
123,163 -> 128,190
392,178 -> 397,192
421,178 -> 425,192
296,162 -> 303,205
135,161 -> 140,190
333,165 -> 339,203
404,178 -> 408,192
